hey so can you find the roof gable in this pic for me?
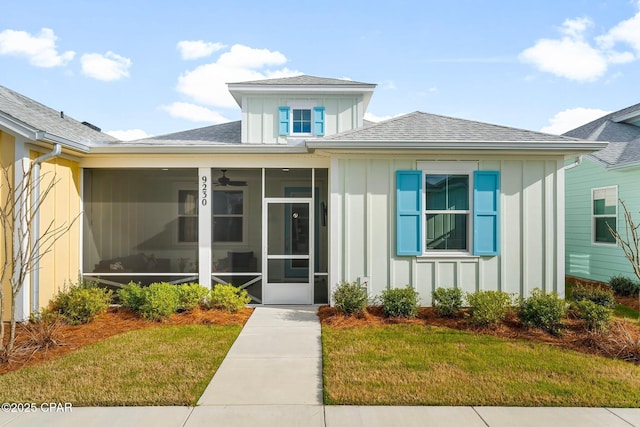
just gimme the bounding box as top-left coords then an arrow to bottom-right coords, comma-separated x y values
229,74 -> 375,87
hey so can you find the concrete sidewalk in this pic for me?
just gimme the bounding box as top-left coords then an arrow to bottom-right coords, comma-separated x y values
1,306 -> 640,426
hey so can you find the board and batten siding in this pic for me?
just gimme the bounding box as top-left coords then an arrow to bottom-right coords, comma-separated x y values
330,156 -> 564,305
565,157 -> 640,283
35,154 -> 81,309
1,131 -> 15,320
243,96 -> 362,144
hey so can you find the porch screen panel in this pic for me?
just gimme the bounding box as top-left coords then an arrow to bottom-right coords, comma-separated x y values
82,169 -> 198,276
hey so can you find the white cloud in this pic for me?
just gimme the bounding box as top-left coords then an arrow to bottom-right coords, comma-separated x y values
177,40 -> 226,60
0,27 -> 75,67
540,107 -> 610,135
364,112 -> 405,122
176,44 -> 302,108
80,51 -> 131,81
520,6 -> 640,82
106,129 -> 153,141
160,102 -> 231,123
519,18 -> 607,82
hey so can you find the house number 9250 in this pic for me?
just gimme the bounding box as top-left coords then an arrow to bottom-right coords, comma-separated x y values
201,176 -> 208,206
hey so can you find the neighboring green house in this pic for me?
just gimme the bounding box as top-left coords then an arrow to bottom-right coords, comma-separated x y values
564,102 -> 640,283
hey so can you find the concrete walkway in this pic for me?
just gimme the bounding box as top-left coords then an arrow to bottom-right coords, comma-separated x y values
1,305 -> 640,426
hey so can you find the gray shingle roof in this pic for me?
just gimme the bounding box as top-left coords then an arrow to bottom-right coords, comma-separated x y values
323,111 -> 579,142
230,74 -> 375,87
125,121 -> 241,145
563,103 -> 640,167
0,85 -> 118,144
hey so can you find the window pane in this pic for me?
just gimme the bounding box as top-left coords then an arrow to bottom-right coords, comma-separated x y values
178,190 -> 198,215
179,217 -> 198,242
426,174 -> 468,210
593,189 -> 616,215
595,217 -> 616,243
213,217 -> 243,242
213,191 -> 243,214
426,175 -> 447,210
426,213 -> 467,250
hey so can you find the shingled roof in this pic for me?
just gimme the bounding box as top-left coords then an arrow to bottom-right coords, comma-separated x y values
563,103 -> 640,168
323,111 -> 580,142
229,75 -> 375,87
0,85 -> 118,146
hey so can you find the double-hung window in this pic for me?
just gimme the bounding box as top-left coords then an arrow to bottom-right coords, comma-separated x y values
425,174 -> 470,251
592,186 -> 617,245
213,189 -> 245,243
396,162 -> 500,257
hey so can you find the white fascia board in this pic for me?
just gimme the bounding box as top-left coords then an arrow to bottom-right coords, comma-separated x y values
0,112 -> 90,153
613,110 -> 640,123
228,85 -> 376,109
306,140 -> 609,153
88,144 -> 310,154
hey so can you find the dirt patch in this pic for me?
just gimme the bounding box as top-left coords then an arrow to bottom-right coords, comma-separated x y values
1,306 -> 252,375
318,305 -> 640,364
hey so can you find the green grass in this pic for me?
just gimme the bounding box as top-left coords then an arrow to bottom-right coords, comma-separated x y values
0,325 -> 241,406
322,324 -> 640,407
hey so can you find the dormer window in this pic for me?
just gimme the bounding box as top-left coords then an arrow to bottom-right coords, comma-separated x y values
279,105 -> 325,137
293,109 -> 311,133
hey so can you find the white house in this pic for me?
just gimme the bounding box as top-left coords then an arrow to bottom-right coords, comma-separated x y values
0,76 -> 606,316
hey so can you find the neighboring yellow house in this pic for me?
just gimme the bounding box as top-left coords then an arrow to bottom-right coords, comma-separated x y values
0,86 -> 115,320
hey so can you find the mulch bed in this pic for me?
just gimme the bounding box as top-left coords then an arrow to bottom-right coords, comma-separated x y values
0,306 -> 253,375
318,305 -> 640,364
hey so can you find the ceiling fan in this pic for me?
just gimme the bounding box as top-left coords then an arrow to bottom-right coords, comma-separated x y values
216,169 -> 247,187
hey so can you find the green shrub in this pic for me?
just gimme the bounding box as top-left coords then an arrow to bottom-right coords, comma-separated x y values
518,288 -> 567,335
208,284 -> 251,313
138,282 -> 180,321
332,281 -> 368,316
176,283 -> 209,312
466,290 -> 512,327
51,283 -> 112,325
574,300 -> 613,332
432,287 -> 463,317
609,275 -> 640,297
571,283 -> 616,308
380,286 -> 420,318
117,282 -> 145,312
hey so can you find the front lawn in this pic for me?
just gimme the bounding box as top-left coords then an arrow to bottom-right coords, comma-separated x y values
0,325 -> 241,406
322,324 -> 640,407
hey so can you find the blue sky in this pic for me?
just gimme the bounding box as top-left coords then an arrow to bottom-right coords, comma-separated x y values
1,0 -> 639,140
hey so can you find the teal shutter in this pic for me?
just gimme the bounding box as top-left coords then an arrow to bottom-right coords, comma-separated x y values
278,106 -> 290,136
313,106 -> 325,136
473,171 -> 500,256
396,170 -> 422,256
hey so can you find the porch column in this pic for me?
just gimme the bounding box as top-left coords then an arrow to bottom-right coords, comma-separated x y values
198,168 -> 212,288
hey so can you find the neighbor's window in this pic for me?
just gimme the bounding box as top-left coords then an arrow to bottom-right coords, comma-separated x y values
425,174 -> 470,251
292,109 -> 311,134
592,186 -> 617,244
213,190 -> 245,243
178,190 -> 198,242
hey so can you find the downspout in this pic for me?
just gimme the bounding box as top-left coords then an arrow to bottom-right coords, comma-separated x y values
30,143 -> 62,313
564,155 -> 582,170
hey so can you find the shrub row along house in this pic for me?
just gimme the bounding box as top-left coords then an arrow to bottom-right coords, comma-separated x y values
0,75 -> 606,320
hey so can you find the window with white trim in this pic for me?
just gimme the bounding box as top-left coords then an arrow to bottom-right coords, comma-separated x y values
420,162 -> 476,254
592,186 -> 617,245
292,109 -> 311,134
425,174 -> 470,250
